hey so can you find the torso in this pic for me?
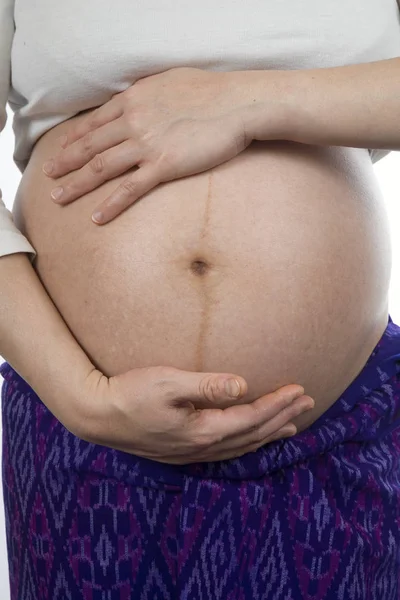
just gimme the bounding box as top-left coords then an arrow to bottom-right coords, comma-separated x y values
13,109 -> 391,433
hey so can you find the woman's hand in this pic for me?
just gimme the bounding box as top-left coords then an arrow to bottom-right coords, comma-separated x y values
41,67 -> 256,224
80,365 -> 314,464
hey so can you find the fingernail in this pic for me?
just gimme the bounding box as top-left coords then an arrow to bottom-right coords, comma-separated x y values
92,211 -> 104,224
286,387 -> 304,404
51,186 -> 64,201
225,379 -> 241,398
43,160 -> 54,175
303,399 -> 315,411
283,425 -> 297,437
294,386 -> 305,397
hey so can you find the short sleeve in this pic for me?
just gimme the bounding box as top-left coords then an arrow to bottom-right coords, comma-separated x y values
369,148 -> 392,164
0,0 -> 36,261
368,0 -> 400,165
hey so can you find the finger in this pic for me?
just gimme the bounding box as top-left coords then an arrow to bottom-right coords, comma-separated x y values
146,422 -> 295,464
91,164 -> 161,224
202,395 -> 314,457
46,117 -> 128,178
219,393 -> 314,444
193,424 -> 298,464
158,423 -> 298,465
187,386 -> 307,444
57,98 -> 124,148
160,367 -> 249,408
50,140 -> 139,206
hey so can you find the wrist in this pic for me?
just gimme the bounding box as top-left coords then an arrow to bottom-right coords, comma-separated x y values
226,69 -> 300,143
77,368 -> 110,443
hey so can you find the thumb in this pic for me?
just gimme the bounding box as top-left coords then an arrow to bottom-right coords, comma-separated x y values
168,368 -> 248,408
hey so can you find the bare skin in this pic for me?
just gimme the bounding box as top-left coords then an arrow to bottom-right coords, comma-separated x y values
13,108 -> 391,435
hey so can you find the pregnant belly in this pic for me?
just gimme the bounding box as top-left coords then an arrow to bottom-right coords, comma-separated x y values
13,110 -> 392,432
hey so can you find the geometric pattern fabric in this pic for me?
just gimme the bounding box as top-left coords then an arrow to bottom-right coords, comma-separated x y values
1,315 -> 400,599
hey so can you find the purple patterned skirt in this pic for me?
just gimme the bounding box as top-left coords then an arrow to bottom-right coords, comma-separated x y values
1,315 -> 400,599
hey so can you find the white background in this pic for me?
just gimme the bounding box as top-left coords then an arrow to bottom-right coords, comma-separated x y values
0,107 -> 399,598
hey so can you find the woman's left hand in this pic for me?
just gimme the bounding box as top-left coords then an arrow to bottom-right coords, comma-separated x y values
42,67 -> 256,224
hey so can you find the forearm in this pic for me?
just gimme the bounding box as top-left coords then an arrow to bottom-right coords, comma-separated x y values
0,252 -> 97,436
237,58 -> 400,152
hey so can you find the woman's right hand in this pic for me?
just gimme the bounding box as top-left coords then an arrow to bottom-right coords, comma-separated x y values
80,366 -> 315,464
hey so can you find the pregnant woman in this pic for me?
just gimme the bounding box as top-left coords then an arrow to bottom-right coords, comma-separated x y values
1,1 -> 400,598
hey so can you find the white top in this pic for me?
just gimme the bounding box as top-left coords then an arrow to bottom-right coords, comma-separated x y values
1,0 -> 400,261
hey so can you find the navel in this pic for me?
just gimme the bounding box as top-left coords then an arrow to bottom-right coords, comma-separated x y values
190,259 -> 210,276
